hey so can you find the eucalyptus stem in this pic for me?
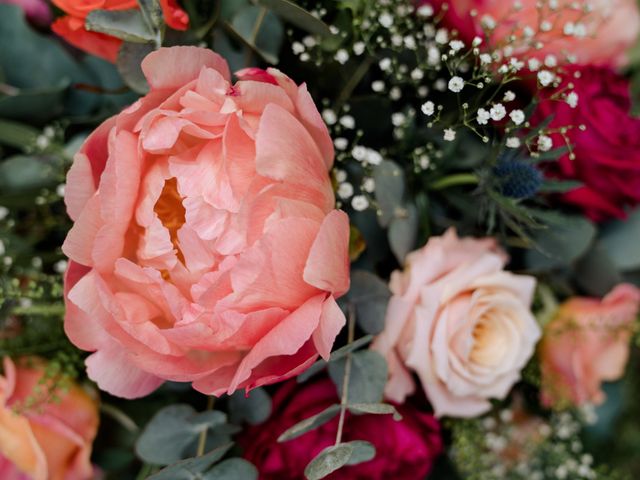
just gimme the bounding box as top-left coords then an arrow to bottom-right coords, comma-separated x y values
196,395 -> 216,456
335,306 -> 356,446
100,403 -> 139,433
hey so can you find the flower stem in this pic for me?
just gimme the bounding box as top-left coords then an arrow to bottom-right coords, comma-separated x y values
196,395 -> 216,456
335,306 -> 356,446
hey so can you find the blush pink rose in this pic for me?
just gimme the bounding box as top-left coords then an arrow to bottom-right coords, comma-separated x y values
240,378 -> 443,480
427,0 -> 640,68
0,357 -> 99,480
62,47 -> 350,399
372,229 -> 540,417
540,284 -> 640,407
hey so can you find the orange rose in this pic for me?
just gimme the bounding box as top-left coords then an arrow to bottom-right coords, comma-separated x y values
540,284 -> 640,407
0,357 -> 99,480
51,0 -> 189,62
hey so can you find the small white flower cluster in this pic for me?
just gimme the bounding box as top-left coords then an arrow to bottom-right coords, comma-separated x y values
469,407 -> 600,480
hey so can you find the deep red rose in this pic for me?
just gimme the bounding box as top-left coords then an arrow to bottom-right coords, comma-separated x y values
240,379 -> 443,480
534,66 -> 640,221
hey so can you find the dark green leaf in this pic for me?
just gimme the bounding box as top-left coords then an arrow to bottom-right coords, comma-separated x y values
204,458 -> 258,480
374,160 -> 405,227
148,444 -> 232,480
0,120 -> 39,150
277,404 -> 340,442
537,179 -> 582,193
117,42 -> 154,94
329,350 -> 387,404
304,444 -> 353,480
86,9 -> 157,43
256,0 -> 332,37
344,440 -> 375,466
228,387 -> 272,425
228,6 -> 284,64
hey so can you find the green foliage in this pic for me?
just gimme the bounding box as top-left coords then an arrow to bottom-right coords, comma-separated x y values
228,387 -> 272,426
328,350 -> 387,404
342,270 -> 390,335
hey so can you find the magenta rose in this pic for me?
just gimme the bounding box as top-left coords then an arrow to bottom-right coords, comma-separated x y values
535,66 -> 640,221
240,379 -> 443,480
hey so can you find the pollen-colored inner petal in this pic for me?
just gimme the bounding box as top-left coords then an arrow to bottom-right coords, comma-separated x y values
470,313 -> 508,367
154,177 -> 186,263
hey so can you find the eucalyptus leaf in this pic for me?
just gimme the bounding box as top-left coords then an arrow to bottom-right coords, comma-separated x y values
599,208 -> 640,271
574,242 -> 622,296
137,0 -> 164,30
344,271 -> 391,335
117,42 -> 154,94
0,156 -> 57,192
304,444 -> 354,480
347,403 -> 402,420
538,179 -> 582,193
228,6 -> 284,64
344,440 -> 375,466
228,387 -> 272,425
388,203 -> 418,263
86,9 -> 157,43
525,215 -> 596,271
256,0 -> 333,36
135,405 -> 228,465
277,404 -> 340,442
328,350 -> 387,404
148,444 -> 233,480
374,160 -> 405,227
297,335 -> 373,382
204,458 -> 258,480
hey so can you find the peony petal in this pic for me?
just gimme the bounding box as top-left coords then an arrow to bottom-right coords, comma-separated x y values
85,343 -> 164,399
312,295 -> 346,360
142,47 -> 230,90
303,210 -> 350,296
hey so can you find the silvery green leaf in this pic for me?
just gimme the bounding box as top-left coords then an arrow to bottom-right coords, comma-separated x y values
304,444 -> 354,480
117,42 -> 154,94
277,404 -> 340,442
345,271 -> 391,335
374,160 -> 405,227
204,458 -> 258,480
148,444 -> 232,479
388,203 -> 418,263
328,350 -> 387,404
347,403 -> 402,420
344,440 -> 375,466
86,9 -> 156,43
228,387 -> 272,425
599,208 -> 640,272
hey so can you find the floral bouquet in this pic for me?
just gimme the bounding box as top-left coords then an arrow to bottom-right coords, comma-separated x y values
2,0 -> 640,478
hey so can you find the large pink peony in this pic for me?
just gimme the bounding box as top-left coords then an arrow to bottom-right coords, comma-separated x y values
0,357 -> 99,480
62,47 -> 350,399
540,284 -> 640,407
428,0 -> 640,68
372,229 -> 540,417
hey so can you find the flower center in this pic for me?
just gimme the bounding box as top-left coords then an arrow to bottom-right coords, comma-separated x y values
470,314 -> 509,367
154,177 -> 186,263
